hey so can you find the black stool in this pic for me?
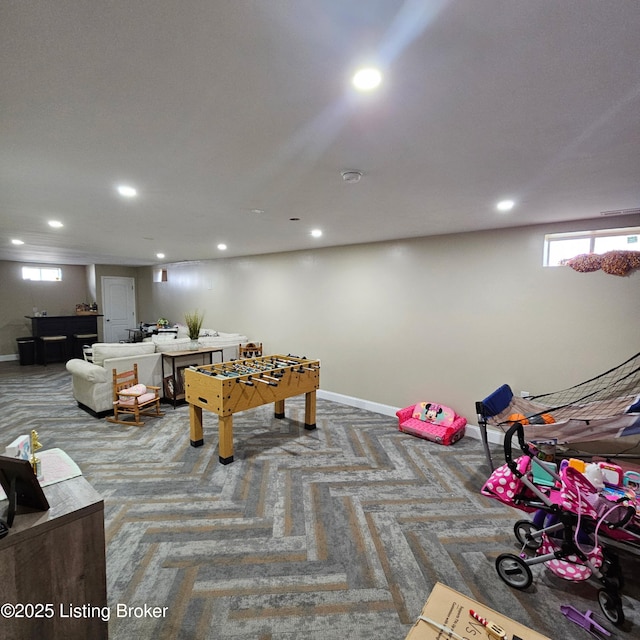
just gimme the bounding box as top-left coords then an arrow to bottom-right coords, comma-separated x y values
73,332 -> 98,359
39,335 -> 68,365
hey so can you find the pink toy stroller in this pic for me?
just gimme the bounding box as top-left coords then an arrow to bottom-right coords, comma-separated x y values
481,422 -> 639,626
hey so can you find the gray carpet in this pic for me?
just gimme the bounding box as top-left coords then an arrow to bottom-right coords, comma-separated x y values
0,361 -> 638,639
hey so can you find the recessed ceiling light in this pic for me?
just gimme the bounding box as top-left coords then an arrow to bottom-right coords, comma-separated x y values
217,243 -> 227,251
250,209 -> 265,215
11,238 -> 24,245
48,220 -> 63,228
352,67 -> 382,91
156,253 -> 165,259
496,199 -> 515,212
311,229 -> 323,238
116,184 -> 138,198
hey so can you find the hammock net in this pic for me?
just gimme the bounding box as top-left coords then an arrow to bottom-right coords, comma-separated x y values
482,352 -> 640,443
525,351 -> 640,421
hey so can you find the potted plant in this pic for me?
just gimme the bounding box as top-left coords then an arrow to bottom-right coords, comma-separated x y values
184,310 -> 204,348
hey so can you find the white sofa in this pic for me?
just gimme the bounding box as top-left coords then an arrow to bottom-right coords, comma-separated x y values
148,327 -> 248,361
66,342 -> 162,416
66,330 -> 248,416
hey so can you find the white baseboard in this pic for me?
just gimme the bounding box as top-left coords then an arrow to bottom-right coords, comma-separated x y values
465,423 -> 504,444
317,389 -> 503,444
317,389 -> 398,418
0,354 -> 19,362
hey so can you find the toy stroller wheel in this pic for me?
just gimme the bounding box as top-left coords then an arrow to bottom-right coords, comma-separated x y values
514,519 -> 541,550
495,553 -> 533,590
597,589 -> 625,627
602,550 -> 624,590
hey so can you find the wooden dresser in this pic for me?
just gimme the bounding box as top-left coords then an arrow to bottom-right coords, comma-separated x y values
0,475 -> 108,639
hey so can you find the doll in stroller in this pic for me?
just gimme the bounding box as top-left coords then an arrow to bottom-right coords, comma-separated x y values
481,421 -> 639,626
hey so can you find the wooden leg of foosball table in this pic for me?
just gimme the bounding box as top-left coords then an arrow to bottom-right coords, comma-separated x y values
274,399 -> 285,419
189,404 -> 204,447
218,415 -> 234,464
304,390 -> 317,430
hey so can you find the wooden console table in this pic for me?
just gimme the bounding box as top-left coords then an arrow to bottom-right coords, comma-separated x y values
0,474 -> 107,640
161,346 -> 223,408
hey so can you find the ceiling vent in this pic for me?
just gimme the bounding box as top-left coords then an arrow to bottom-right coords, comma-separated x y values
600,208 -> 640,217
341,170 -> 363,184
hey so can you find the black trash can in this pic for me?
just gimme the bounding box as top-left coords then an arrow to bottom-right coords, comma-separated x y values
16,337 -> 36,365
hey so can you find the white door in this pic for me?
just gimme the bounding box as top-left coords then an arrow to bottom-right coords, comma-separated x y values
102,276 -> 136,343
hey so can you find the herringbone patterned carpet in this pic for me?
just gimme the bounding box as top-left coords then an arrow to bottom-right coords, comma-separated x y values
1,362 -> 638,639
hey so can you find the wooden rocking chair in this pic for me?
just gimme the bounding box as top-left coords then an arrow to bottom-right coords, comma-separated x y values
106,364 -> 164,426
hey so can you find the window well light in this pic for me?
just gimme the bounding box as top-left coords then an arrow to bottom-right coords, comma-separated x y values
11,238 -> 24,245
217,243 -> 227,251
496,199 -> 515,212
352,67 -> 382,92
116,184 -> 138,198
311,229 -> 323,238
48,220 -> 64,228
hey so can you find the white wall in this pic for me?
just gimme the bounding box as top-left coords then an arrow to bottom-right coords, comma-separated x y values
137,218 -> 640,421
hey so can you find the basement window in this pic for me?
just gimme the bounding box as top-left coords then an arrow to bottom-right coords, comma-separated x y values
22,266 -> 62,281
543,226 -> 640,266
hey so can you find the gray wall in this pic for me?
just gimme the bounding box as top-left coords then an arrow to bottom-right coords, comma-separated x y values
0,261 -> 91,356
137,217 -> 640,421
0,262 -> 143,355
2,218 -> 637,420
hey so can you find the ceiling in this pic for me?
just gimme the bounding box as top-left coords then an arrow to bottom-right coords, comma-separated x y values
2,0 -> 639,267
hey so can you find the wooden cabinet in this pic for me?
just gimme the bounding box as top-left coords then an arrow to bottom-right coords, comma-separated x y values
0,476 -> 108,640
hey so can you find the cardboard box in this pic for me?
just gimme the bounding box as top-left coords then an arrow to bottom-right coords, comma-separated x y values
5,434 -> 30,460
405,583 -> 551,640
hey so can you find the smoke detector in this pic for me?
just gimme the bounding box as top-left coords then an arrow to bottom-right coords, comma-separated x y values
341,170 -> 363,184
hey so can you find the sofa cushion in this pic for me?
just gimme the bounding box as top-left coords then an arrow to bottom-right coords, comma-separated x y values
66,358 -> 110,383
118,392 -> 157,406
119,383 -> 147,397
153,337 -> 193,353
176,324 -> 190,339
198,334 -> 246,347
91,342 -> 156,366
151,333 -> 177,344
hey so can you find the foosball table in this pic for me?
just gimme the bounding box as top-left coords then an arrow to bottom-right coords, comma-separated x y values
184,354 -> 320,464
